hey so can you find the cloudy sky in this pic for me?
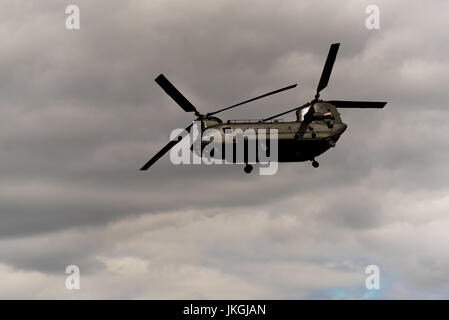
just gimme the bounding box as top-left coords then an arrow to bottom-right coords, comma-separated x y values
0,0 -> 449,299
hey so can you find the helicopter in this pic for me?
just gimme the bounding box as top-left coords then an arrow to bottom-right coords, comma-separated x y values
140,43 -> 386,174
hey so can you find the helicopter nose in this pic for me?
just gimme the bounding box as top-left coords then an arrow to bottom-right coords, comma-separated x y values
335,123 -> 347,135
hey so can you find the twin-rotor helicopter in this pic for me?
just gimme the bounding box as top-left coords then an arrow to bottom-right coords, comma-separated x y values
140,43 -> 386,173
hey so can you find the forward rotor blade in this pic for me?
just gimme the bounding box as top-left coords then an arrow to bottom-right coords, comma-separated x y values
208,83 -> 298,116
155,74 -> 199,114
140,124 -> 193,171
295,118 -> 311,139
328,100 -> 387,108
316,43 -> 340,95
262,102 -> 311,122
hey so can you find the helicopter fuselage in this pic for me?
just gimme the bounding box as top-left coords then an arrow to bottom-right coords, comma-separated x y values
198,102 -> 347,163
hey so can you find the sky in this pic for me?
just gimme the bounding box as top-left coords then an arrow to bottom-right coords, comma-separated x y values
0,0 -> 449,299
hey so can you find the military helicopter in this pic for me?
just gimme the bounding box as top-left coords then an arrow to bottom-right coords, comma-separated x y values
140,43 -> 386,173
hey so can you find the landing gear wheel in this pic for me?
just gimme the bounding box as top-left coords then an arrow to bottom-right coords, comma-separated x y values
312,160 -> 319,168
244,164 -> 253,174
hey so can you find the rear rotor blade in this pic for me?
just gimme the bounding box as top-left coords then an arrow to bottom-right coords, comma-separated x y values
140,124 -> 193,171
155,74 -> 199,114
316,43 -> 340,96
295,118 -> 311,139
328,100 -> 387,108
208,83 -> 298,116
